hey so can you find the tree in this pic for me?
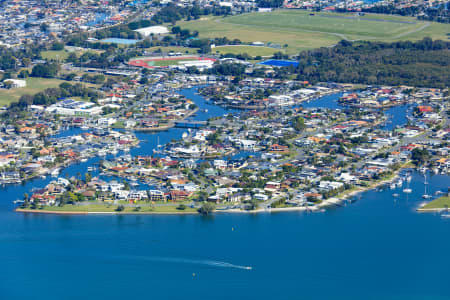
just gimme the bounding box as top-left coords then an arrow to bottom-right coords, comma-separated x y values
292,116 -> 306,131
198,202 -> 215,215
411,148 -> 430,165
115,205 -> 125,212
85,172 -> 92,183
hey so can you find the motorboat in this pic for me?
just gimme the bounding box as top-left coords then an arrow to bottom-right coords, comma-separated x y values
50,168 -> 60,177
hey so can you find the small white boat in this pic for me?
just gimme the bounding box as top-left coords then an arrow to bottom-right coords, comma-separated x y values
80,158 -> 88,163
403,188 -> 412,194
390,183 -> 396,190
422,194 -> 432,199
80,125 -> 89,130
441,214 -> 450,219
50,168 -> 60,177
393,193 -> 399,197
406,175 -> 412,182
87,166 -> 96,172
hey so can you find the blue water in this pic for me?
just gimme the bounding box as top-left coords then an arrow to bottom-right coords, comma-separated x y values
302,92 -> 344,110
100,38 -> 141,45
381,103 -> 416,131
1,87 -> 449,299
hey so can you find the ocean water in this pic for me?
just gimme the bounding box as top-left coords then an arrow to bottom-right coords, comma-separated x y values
1,172 -> 449,300
0,88 -> 449,299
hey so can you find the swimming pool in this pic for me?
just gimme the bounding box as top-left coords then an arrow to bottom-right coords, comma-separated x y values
257,59 -> 299,67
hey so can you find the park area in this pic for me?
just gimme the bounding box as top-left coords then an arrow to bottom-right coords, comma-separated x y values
421,196 -> 450,210
0,77 -> 68,106
177,10 -> 450,54
212,45 -> 281,56
128,56 -> 216,68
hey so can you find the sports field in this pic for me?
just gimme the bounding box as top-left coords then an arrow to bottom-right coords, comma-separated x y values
0,78 -> 68,106
129,56 -> 216,68
0,78 -> 98,107
178,10 -> 450,54
212,45 -> 281,56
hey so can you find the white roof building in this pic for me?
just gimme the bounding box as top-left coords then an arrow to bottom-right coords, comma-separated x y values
134,26 -> 169,37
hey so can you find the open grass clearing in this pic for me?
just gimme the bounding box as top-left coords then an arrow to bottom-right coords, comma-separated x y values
0,77 -> 98,106
177,10 -> 450,54
212,45 -> 281,56
421,196 -> 450,209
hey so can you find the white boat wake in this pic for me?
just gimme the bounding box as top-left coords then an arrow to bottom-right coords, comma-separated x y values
120,255 -> 252,270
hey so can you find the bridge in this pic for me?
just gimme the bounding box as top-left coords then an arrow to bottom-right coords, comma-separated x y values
173,120 -> 207,128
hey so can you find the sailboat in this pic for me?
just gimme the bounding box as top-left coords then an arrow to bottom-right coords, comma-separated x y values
153,136 -> 162,154
422,173 -> 431,199
403,178 -> 412,194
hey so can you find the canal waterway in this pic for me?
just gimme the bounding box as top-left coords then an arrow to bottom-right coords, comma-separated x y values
0,88 -> 449,300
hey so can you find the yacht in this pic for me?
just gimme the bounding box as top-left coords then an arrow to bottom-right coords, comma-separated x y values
422,173 -> 431,199
50,168 -> 60,177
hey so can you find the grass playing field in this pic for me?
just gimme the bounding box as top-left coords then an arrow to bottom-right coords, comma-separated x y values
129,56 -> 216,68
40,50 -> 70,61
0,77 -> 98,107
145,46 -> 200,54
212,45 -> 281,56
177,10 -> 450,54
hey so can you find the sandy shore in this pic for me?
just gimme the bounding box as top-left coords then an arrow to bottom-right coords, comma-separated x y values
15,208 -> 199,215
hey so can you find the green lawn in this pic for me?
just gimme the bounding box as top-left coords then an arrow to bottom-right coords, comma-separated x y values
24,203 -> 198,214
212,45 -> 281,56
0,77 -> 99,106
130,57 -> 201,67
0,77 -> 69,106
421,196 -> 450,209
177,10 -> 450,54
40,50 -> 70,61
146,46 -> 199,54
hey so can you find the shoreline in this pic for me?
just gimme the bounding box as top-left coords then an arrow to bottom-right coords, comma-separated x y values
15,171 -> 401,216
